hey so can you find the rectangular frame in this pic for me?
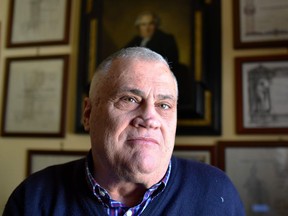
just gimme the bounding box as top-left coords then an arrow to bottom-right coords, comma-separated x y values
27,150 -> 88,176
173,145 -> 216,166
235,55 -> 288,134
233,0 -> 288,49
6,0 -> 71,47
218,141 -> 288,215
1,55 -> 69,137
76,0 -> 222,135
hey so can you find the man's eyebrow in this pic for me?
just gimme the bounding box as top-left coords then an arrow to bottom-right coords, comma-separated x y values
118,88 -> 177,101
118,88 -> 145,97
157,94 -> 176,101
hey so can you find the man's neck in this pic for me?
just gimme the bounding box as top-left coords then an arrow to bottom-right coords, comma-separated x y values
105,181 -> 147,207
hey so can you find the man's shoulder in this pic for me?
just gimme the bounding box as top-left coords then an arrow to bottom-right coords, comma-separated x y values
147,157 -> 245,215
172,156 -> 230,183
3,158 -> 100,215
20,158 -> 86,190
171,156 -> 242,200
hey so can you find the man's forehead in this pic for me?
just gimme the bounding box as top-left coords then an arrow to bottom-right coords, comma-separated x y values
105,58 -> 177,95
111,58 -> 170,76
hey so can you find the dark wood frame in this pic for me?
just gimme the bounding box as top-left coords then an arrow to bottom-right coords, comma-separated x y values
235,55 -> 288,134
233,0 -> 288,49
27,150 -> 88,176
218,141 -> 288,215
75,0 -> 222,135
1,55 -> 69,137
6,0 -> 72,47
173,145 -> 216,166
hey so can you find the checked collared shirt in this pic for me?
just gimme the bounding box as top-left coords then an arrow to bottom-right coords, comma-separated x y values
85,154 -> 171,216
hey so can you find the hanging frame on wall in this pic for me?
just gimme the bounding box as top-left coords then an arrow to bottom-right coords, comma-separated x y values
235,55 -> 288,134
233,0 -> 288,49
173,145 -> 216,166
218,141 -> 288,215
6,0 -> 72,47
1,55 -> 69,137
26,150 -> 87,176
75,0 -> 222,135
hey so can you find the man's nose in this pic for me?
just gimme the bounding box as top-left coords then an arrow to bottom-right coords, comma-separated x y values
131,103 -> 161,129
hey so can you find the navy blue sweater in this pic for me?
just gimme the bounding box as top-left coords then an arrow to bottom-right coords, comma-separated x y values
3,157 -> 245,215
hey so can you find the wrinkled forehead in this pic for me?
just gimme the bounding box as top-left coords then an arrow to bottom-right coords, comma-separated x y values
106,58 -> 177,94
110,58 -> 172,79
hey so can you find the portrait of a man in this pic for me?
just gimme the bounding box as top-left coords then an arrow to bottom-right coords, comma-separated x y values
98,0 -> 191,69
125,11 -> 179,69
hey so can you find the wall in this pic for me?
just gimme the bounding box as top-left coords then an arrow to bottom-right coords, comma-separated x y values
0,0 -> 287,213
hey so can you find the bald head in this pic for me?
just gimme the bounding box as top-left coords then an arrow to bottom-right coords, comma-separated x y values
89,47 -> 178,101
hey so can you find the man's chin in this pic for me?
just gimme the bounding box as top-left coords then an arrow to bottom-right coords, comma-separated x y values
132,154 -> 167,175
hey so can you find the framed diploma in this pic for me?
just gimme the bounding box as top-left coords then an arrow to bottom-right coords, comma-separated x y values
218,141 -> 288,215
233,0 -> 288,48
173,145 -> 216,166
235,55 -> 288,134
27,150 -> 87,176
1,55 -> 69,137
6,0 -> 71,47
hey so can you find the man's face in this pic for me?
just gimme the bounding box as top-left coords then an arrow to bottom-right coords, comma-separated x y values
138,14 -> 157,39
83,59 -> 177,181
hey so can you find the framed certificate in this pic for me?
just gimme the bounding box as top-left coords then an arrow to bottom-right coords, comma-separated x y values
233,0 -> 288,48
1,55 -> 69,137
218,141 -> 288,215
27,150 -> 87,176
235,55 -> 288,134
173,145 -> 216,166
6,0 -> 71,47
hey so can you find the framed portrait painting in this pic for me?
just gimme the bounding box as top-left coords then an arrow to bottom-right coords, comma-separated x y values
75,0 -> 222,135
235,55 -> 288,134
1,55 -> 69,137
218,141 -> 288,215
233,0 -> 288,48
6,0 -> 71,47
27,150 -> 87,176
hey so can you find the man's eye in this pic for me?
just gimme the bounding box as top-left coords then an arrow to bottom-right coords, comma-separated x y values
160,103 -> 171,110
123,97 -> 137,103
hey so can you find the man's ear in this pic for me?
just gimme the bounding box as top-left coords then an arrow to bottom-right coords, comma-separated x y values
82,97 -> 91,131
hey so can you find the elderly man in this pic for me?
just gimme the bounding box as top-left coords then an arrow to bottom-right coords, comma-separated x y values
4,47 -> 244,215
